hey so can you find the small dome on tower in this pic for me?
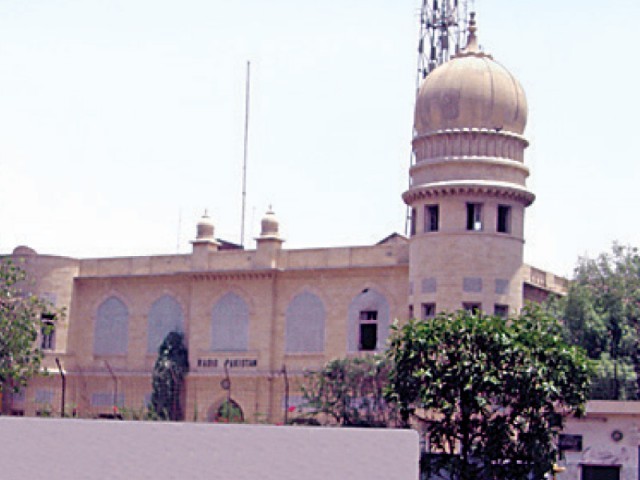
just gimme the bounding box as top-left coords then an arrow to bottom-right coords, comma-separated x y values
196,211 -> 215,241
414,13 -> 527,136
12,245 -> 37,256
260,207 -> 279,237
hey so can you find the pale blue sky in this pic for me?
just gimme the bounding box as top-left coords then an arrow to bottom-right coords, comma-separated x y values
1,0 -> 638,277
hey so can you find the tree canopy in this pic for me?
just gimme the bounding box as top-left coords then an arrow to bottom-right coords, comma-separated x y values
150,331 -> 189,421
386,306 -> 591,480
0,259 -> 59,399
301,355 -> 401,427
552,243 -> 640,399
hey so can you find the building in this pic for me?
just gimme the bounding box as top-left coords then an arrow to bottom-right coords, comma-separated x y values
4,16 -> 565,422
558,401 -> 640,480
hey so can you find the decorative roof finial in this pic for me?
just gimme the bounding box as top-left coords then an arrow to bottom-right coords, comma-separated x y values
464,12 -> 480,53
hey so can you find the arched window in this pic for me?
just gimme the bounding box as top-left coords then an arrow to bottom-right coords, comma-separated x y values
347,289 -> 390,353
211,293 -> 249,351
285,292 -> 325,353
147,295 -> 184,354
94,296 -> 129,355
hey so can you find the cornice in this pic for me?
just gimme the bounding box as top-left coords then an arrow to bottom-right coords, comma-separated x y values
403,180 -> 535,206
191,270 -> 277,281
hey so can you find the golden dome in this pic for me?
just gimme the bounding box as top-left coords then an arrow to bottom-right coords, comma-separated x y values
414,14 -> 527,136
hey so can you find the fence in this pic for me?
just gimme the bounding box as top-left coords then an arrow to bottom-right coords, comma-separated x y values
589,377 -> 638,401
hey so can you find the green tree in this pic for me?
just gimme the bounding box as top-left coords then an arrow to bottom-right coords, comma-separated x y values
150,331 -> 189,421
0,259 -> 59,409
555,243 -> 640,399
301,355 -> 401,427
386,306 -> 591,480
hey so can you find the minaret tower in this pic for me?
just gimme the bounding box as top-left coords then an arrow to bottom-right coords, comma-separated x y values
403,13 -> 535,317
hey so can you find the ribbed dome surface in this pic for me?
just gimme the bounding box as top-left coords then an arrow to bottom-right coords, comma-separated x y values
414,19 -> 527,136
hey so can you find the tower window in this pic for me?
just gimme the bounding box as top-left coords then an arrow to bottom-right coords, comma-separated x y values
466,203 -> 483,231
41,314 -> 55,351
422,303 -> 436,320
463,302 -> 481,314
410,208 -> 417,236
494,304 -> 509,318
424,205 -> 439,232
358,311 -> 378,351
497,205 -> 511,233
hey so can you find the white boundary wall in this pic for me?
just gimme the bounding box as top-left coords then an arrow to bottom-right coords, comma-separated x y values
0,418 -> 419,480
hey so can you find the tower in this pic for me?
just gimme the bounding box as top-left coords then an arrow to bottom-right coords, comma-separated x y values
254,207 -> 284,268
191,211 -> 220,269
403,14 -> 535,317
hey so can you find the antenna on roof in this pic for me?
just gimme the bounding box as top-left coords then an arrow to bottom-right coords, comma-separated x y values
240,61 -> 251,247
405,0 -> 470,236
418,0 -> 469,79
176,207 -> 182,253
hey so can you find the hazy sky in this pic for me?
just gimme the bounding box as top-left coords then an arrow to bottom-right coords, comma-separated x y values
1,0 -> 638,277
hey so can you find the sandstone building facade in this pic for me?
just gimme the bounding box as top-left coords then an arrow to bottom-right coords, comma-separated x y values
4,18 -> 566,422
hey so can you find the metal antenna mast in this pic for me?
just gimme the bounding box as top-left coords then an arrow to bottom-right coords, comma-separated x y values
404,0 -> 470,236
240,61 -> 251,247
417,0 -> 469,82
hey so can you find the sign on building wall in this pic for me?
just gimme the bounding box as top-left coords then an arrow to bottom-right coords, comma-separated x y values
196,357 -> 258,370
558,434 -> 583,452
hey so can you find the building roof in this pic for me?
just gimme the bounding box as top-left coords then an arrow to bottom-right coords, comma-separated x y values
585,400 -> 640,416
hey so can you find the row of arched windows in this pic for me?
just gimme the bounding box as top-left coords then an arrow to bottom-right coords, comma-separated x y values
93,289 -> 390,356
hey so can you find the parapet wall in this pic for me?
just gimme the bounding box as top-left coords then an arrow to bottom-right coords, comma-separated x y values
0,418 -> 419,480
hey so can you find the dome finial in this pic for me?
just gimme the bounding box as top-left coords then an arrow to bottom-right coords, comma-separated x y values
464,12 -> 480,54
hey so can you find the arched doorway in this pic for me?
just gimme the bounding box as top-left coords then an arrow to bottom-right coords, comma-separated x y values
208,399 -> 244,423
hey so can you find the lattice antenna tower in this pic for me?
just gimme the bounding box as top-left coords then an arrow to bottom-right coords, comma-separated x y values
417,0 -> 470,83
405,0 -> 471,236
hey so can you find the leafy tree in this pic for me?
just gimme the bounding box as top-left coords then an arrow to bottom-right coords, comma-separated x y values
556,283 -> 609,359
386,306 -> 591,480
555,243 -> 640,399
0,259 -> 59,409
301,355 -> 401,427
150,331 -> 189,421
